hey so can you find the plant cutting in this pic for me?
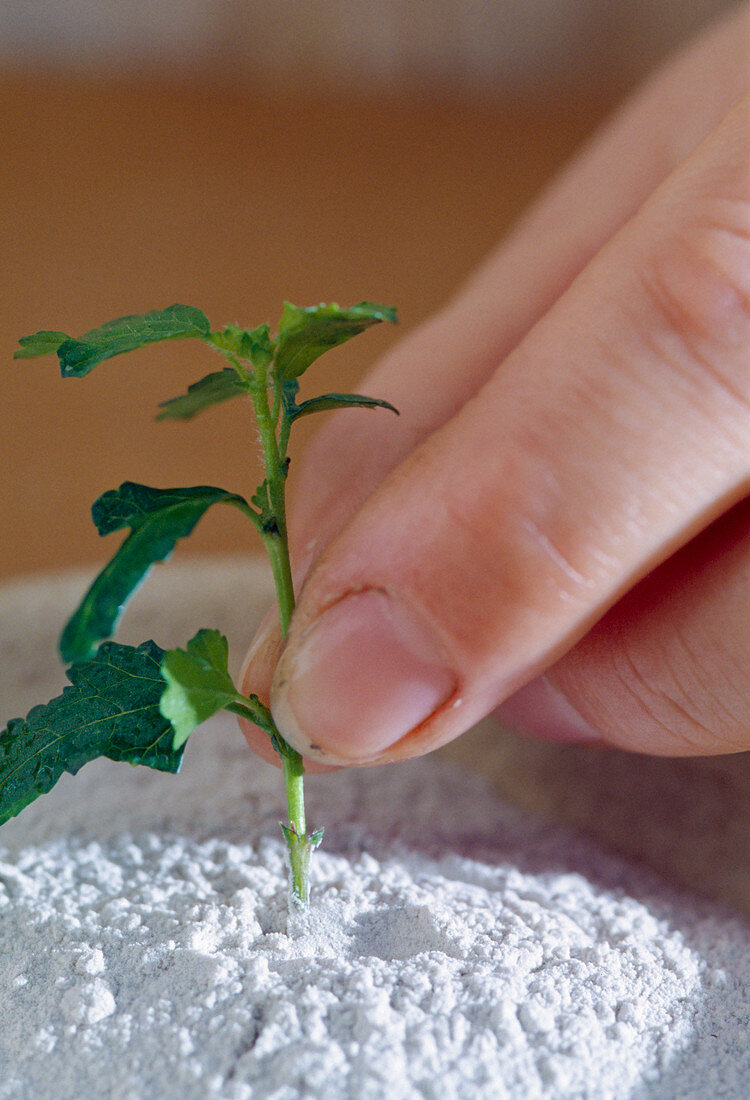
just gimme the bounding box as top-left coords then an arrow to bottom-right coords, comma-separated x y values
2,300 -> 397,906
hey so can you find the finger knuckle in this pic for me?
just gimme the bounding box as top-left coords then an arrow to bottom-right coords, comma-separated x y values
608,629 -> 749,754
641,192 -> 750,412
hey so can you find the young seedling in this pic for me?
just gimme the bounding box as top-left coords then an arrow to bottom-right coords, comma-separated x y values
2,301 -> 397,906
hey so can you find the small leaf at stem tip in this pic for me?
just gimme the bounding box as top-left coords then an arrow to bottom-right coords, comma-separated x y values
274,301 -> 397,381
0,640 -> 182,827
156,368 -> 249,420
17,305 -> 211,377
60,483 -> 250,664
290,392 -> 399,421
160,629 -> 239,750
210,322 -> 274,368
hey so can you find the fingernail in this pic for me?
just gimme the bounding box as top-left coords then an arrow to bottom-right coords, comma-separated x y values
497,675 -> 601,744
270,589 -> 457,762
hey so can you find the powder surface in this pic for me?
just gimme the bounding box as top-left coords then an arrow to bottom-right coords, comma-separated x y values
1,717 -> 749,1100
1,563 -> 749,1099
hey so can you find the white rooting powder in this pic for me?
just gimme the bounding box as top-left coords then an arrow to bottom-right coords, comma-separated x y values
1,563 -> 748,1099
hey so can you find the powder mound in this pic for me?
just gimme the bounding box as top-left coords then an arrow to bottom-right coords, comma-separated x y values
0,717 -> 749,1100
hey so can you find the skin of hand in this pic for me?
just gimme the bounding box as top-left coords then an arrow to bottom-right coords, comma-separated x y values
240,4 -> 750,770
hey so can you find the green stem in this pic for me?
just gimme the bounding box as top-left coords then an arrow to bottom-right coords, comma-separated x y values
249,368 -> 318,907
277,409 -> 293,462
270,381 -> 282,431
264,534 -> 295,636
282,750 -> 306,834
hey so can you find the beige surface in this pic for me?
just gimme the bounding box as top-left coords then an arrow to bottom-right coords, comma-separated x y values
445,723 -> 750,917
2,72 -> 616,581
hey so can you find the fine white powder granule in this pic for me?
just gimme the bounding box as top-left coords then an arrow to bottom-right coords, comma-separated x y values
1,563 -> 749,1099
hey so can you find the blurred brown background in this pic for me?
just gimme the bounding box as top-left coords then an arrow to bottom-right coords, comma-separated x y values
0,0 -> 735,581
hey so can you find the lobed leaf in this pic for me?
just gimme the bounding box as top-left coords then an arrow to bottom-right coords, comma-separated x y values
61,483 -> 250,664
156,368 -> 249,420
290,391 -> 399,421
160,629 -> 278,751
249,478 -> 279,535
0,640 -> 182,826
274,301 -> 397,381
160,629 -> 239,749
16,305 -> 211,377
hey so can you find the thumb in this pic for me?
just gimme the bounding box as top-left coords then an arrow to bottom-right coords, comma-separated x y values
268,97 -> 750,766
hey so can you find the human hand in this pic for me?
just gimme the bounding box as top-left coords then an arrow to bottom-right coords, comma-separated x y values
240,5 -> 749,767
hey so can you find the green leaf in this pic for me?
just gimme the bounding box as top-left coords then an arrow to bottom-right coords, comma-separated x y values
274,301 -> 397,381
0,640 -> 183,826
156,368 -> 249,420
61,483 -> 250,664
210,322 -> 274,369
290,391 -> 399,421
14,331 -> 71,359
160,629 -> 278,750
249,478 -> 279,535
160,629 -> 239,749
17,305 -> 211,377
